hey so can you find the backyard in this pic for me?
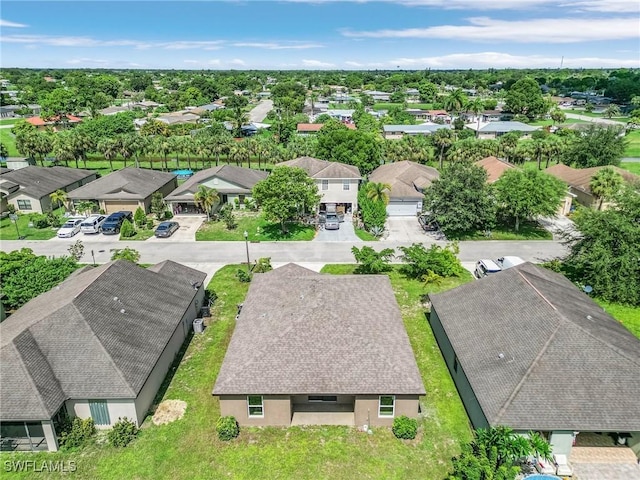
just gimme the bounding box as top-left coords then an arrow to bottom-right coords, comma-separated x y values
195,210 -> 316,241
2,264 -> 473,480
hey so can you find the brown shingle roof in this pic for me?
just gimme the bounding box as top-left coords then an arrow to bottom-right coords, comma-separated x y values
297,123 -> 355,132
1,166 -> 96,199
164,165 -> 268,201
277,156 -> 361,179
213,264 -> 425,396
369,161 -> 439,200
545,164 -> 639,194
475,156 -> 515,183
429,263 -> 640,432
67,167 -> 177,201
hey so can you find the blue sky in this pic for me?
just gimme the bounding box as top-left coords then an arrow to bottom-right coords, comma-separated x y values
1,0 -> 639,70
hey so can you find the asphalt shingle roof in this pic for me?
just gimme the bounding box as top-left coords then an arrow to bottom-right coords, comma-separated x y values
545,164 -> 639,194
369,161 -> 439,200
475,156 -> 515,183
164,165 -> 268,201
277,156 -> 361,179
213,264 -> 425,396
67,167 -> 176,201
0,260 -> 206,421
429,263 -> 640,432
1,166 -> 96,199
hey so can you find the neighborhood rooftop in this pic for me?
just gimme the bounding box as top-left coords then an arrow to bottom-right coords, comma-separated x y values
369,160 -> 439,199
277,156 -> 361,179
67,167 -> 177,201
545,164 -> 640,194
213,264 -> 425,396
164,165 -> 268,201
0,166 -> 96,199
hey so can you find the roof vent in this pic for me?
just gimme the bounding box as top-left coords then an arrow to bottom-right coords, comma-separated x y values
498,353 -> 505,359
587,315 -> 593,320
113,296 -> 119,301
120,308 -> 126,314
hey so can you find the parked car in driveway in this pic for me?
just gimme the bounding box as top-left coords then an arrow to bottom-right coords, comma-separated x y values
101,211 -> 133,235
474,259 -> 502,279
154,221 -> 180,238
80,214 -> 106,234
324,214 -> 340,230
57,218 -> 84,238
418,214 -> 439,232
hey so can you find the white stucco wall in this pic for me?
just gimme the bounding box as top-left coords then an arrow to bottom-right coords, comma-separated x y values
7,193 -> 44,213
65,399 -> 137,430
550,431 -> 575,456
315,179 -> 359,210
42,420 -> 58,452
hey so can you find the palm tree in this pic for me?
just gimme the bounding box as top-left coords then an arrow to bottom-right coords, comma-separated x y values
168,136 -> 185,169
76,200 -> 97,216
193,185 -> 219,220
98,137 -> 120,172
468,97 -> 485,137
443,89 -> 467,117
153,135 -> 172,171
365,182 -> 392,205
604,104 -> 621,119
49,189 -> 69,212
590,167 -> 623,210
497,131 -> 521,163
432,128 -> 455,169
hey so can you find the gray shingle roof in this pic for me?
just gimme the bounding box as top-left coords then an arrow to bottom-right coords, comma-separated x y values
429,263 -> 640,432
213,264 -> 425,396
164,165 -> 268,201
1,166 -> 96,199
0,260 -> 206,421
67,167 -> 176,201
277,156 -> 361,179
369,161 -> 439,200
473,121 -> 539,133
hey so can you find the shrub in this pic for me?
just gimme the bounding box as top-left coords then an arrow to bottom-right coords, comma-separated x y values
233,198 -> 240,209
398,242 -> 464,279
46,211 -> 62,228
163,210 -> 173,220
133,207 -> 146,228
146,218 -> 155,230
59,417 -> 96,449
216,416 -> 239,441
119,219 -> 135,238
111,247 -> 141,263
236,269 -> 252,283
352,246 -> 394,274
253,257 -> 272,273
108,417 -> 138,447
31,213 -> 50,229
7,204 -> 16,214
392,415 -> 418,440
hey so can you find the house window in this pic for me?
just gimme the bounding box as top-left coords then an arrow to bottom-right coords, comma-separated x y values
89,400 -> 111,426
321,179 -> 329,191
247,395 -> 264,417
308,396 -> 338,403
343,180 -> 350,191
378,395 -> 395,417
16,200 -> 32,210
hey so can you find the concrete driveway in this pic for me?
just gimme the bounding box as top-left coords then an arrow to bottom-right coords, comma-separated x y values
385,217 -> 436,243
146,215 -> 205,242
314,220 -> 361,242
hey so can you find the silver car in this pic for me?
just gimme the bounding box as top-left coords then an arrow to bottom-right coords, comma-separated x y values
324,214 -> 340,230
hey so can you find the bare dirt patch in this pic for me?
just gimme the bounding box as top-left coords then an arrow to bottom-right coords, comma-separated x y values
152,399 -> 187,426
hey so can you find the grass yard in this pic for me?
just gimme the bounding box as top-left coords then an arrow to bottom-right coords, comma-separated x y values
450,221 -> 552,241
529,119 -> 589,127
354,227 -> 378,241
0,118 -> 17,125
121,228 -> 156,241
0,128 -> 19,157
619,162 -> 640,175
623,130 -> 640,158
0,209 -> 64,240
2,264 -> 472,479
196,211 -> 316,241
595,299 -> 640,339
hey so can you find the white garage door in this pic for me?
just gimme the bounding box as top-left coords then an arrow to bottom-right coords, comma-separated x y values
387,201 -> 419,216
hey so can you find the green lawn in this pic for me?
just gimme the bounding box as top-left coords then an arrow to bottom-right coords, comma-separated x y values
619,162 -> 640,175
529,119 -> 589,127
624,130 -> 640,158
0,118 -> 17,125
121,228 -> 156,241
372,102 -> 434,111
595,299 -> 640,339
0,129 -> 19,157
0,209 -> 65,240
354,227 -> 378,241
450,221 -> 552,241
2,264 -> 472,479
196,211 -> 316,241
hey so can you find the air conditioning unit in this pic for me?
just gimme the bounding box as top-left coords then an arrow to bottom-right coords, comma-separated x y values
193,318 -> 204,334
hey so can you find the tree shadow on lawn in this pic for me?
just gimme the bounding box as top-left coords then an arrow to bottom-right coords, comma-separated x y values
259,222 -> 315,241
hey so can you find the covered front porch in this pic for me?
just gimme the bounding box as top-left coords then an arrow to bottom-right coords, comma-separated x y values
290,395 -> 355,426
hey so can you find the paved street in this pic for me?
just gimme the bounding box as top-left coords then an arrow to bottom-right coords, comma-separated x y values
248,100 -> 273,123
563,112 -> 625,125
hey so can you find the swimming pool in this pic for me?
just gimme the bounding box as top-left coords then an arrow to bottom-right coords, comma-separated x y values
172,169 -> 194,178
525,475 -> 561,480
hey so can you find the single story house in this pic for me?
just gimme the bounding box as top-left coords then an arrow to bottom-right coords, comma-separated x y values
545,164 -> 639,209
465,121 -> 539,139
368,161 -> 439,216
0,104 -> 41,118
0,166 -> 97,214
276,156 -> 361,214
382,123 -> 451,140
164,165 -> 268,214
0,260 -> 206,452
363,90 -> 391,102
296,123 -> 356,136
67,167 -> 177,214
428,263 -> 640,458
212,264 -> 425,427
325,109 -> 355,123
474,156 -> 515,183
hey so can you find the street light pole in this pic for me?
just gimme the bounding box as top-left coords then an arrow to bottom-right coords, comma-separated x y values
244,230 -> 250,271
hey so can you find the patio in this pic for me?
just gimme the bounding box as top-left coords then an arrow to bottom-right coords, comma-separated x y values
570,433 -> 639,480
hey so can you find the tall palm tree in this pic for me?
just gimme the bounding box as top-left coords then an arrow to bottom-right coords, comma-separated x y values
98,137 -> 120,172
49,189 -> 69,212
365,182 -> 392,205
443,89 -> 467,117
468,97 -> 485,137
193,185 -> 219,220
590,167 -> 623,210
76,200 -> 97,216
497,131 -> 521,163
195,137 -> 213,169
168,136 -> 185,169
153,135 -> 172,171
432,128 -> 455,169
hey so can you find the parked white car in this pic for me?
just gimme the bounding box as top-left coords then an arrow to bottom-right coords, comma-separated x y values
80,214 -> 107,234
57,218 -> 84,238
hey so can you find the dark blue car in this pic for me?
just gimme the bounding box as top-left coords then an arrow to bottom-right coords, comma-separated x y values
101,211 -> 133,235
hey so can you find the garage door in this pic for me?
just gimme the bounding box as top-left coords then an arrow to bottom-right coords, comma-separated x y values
104,201 -> 140,214
387,201 -> 419,216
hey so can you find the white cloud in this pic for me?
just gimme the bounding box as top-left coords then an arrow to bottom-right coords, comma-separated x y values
229,58 -> 246,65
0,19 -> 28,28
342,16 -> 640,43
162,41 -> 224,50
390,52 -> 640,68
345,61 -> 364,67
231,42 -> 323,49
561,0 -> 639,12
302,59 -> 336,67
66,58 -> 110,66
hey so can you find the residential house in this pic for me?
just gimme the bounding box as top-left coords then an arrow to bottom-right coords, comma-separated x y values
296,123 -> 356,136
425,110 -> 450,123
0,260 -> 206,452
25,115 -> 82,131
368,161 -> 439,216
465,121 -> 539,139
330,93 -> 357,104
325,109 -> 355,123
0,104 -> 41,118
276,156 -> 361,214
382,123 -> 451,140
0,166 -> 97,214
474,156 -> 515,183
363,90 -> 391,102
404,88 -> 420,102
545,164 -> 639,209
428,262 -> 640,458
405,109 -> 431,121
164,165 -> 268,214
212,264 -> 425,427
67,167 -> 177,214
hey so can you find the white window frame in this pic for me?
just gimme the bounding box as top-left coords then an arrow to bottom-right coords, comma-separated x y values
342,180 -> 350,191
247,395 -> 264,418
321,179 -> 329,191
378,395 -> 395,417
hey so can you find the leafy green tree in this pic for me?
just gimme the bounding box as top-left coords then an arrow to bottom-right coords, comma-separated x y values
550,108 -> 566,125
0,143 -> 9,161
398,242 -> 464,279
315,123 -> 382,175
76,200 -> 97,217
504,77 -> 547,118
562,184 -> 640,305
193,185 -> 220,221
134,207 -> 147,228
357,185 -> 387,231
67,240 -> 85,262
119,219 -> 135,238
562,125 -> 626,168
351,246 -> 395,274
589,167 -> 623,210
493,169 -> 566,231
40,87 -> 78,121
110,247 -> 141,263
603,104 -> 621,119
252,166 -> 320,233
424,162 -> 495,236
443,89 -> 468,116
